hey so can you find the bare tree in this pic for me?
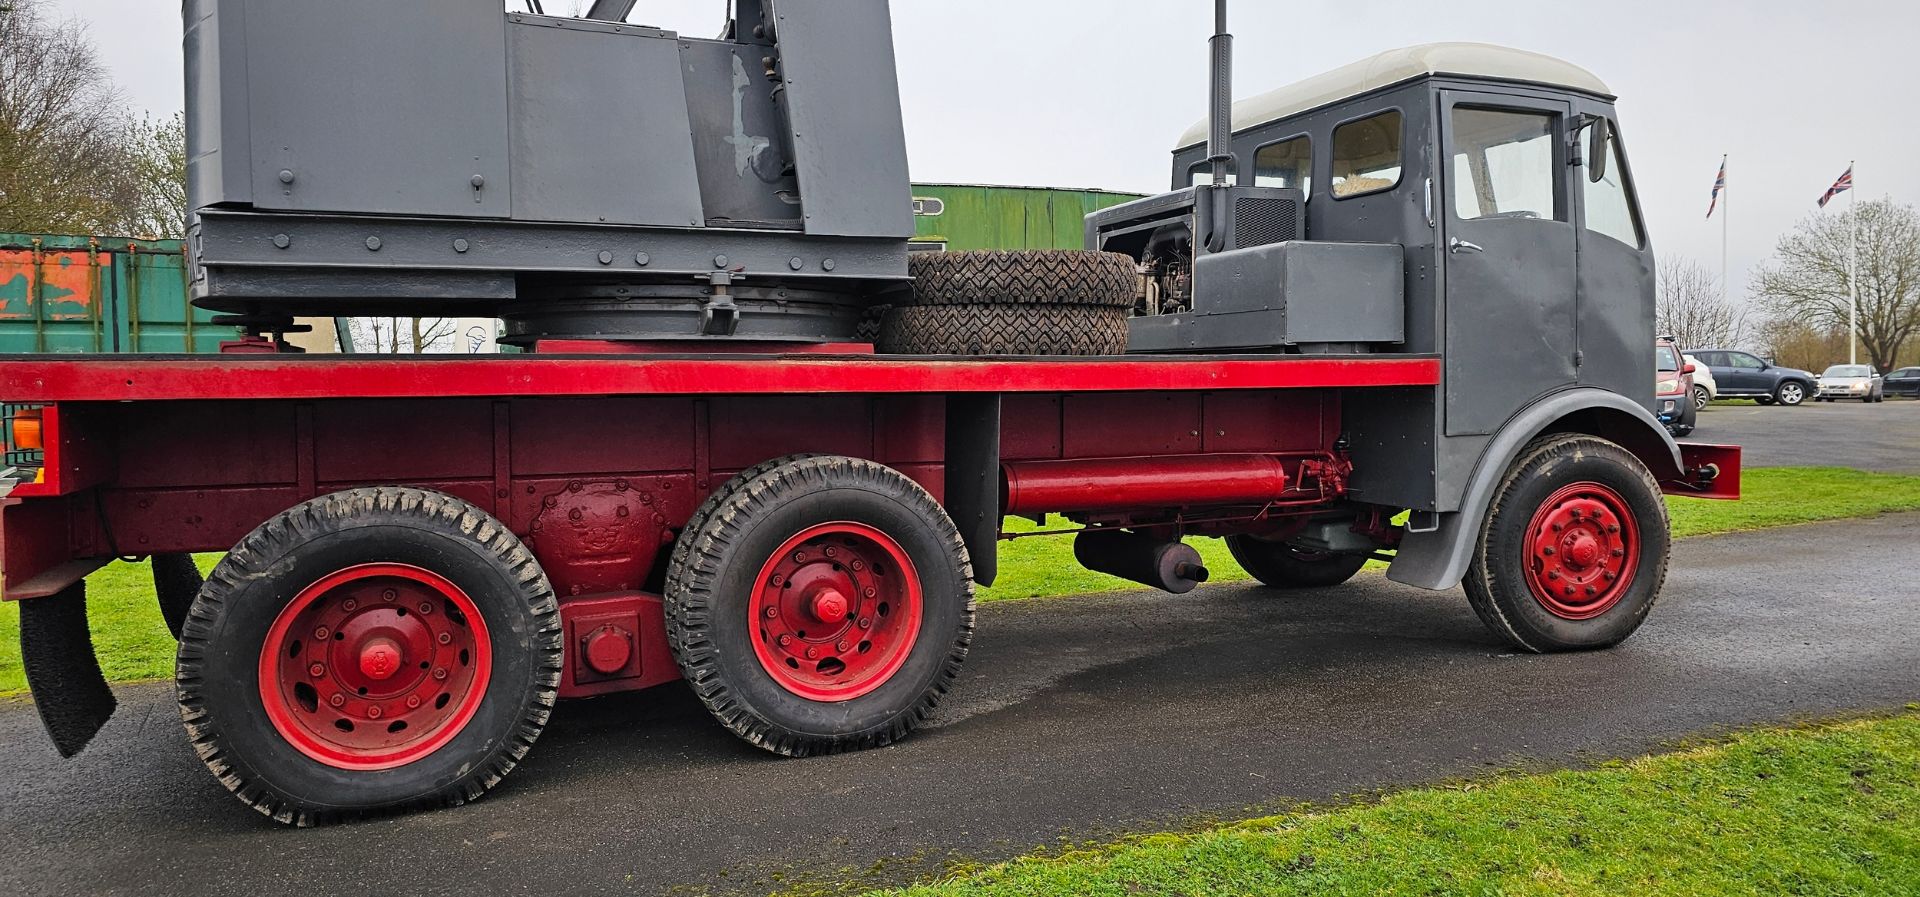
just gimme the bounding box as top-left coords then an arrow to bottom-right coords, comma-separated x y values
1752,198 -> 1920,373
347,317 -> 459,354
1656,255 -> 1744,350
0,1 -> 143,235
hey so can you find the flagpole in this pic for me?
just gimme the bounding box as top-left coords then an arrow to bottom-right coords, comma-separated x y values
1848,161 -> 1858,366
1728,154 -> 1743,305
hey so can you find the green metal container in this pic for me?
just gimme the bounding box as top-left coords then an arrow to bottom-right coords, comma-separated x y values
910,184 -> 1143,252
0,234 -> 230,355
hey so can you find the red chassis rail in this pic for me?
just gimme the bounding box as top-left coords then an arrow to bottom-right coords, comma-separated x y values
0,352 -> 1439,697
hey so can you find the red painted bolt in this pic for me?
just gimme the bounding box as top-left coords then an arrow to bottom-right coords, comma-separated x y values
329,694 -> 346,708
314,626 -> 330,640
383,589 -> 397,601
438,632 -> 452,645
433,668 -> 448,681
1563,585 -> 1576,596
343,599 -> 358,611
308,663 -> 326,678
837,641 -> 851,652
778,634 -> 793,646
1543,547 -> 1556,556
793,551 -> 807,563
863,587 -> 877,598
418,602 -> 433,615
850,559 -> 866,572
367,706 -> 382,719
824,547 -> 838,558
1604,571 -> 1618,581
1586,586 -> 1598,596
770,574 -> 784,587
1607,524 -> 1620,534
858,619 -> 872,630
406,695 -> 421,709
765,606 -> 779,619
1547,570 -> 1561,581
805,646 -> 818,659
1551,523 -> 1564,533
1612,549 -> 1626,558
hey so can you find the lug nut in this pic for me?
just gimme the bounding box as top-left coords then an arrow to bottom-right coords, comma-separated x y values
1563,585 -> 1576,596
329,694 -> 346,708
765,606 -> 780,619
383,589 -> 397,601
778,634 -> 793,646
793,551 -> 807,563
1586,586 -> 1598,596
406,695 -> 421,709
433,668 -> 448,681
308,663 -> 326,678
850,559 -> 865,572
858,618 -> 872,630
863,587 -> 877,598
343,599 -> 358,611
805,647 -> 818,659
367,706 -> 382,719
824,547 -> 838,558
313,626 -> 330,640
837,641 -> 851,652
770,574 -> 785,587
1547,570 -> 1560,581
1543,547 -> 1556,556
1612,549 -> 1626,558
438,632 -> 452,645
419,602 -> 433,615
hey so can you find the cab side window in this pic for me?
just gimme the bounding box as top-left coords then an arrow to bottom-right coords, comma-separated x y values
1448,107 -> 1559,221
1253,136 -> 1312,195
1580,119 -> 1643,247
1331,110 -> 1403,198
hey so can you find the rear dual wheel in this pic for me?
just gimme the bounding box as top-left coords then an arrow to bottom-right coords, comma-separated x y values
666,456 -> 975,755
1464,434 -> 1671,653
177,488 -> 562,824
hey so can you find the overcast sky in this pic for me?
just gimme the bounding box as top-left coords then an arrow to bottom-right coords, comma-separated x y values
57,0 -> 1919,311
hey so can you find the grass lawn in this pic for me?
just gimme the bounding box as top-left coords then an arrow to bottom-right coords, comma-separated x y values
4,467 -> 1920,694
866,711 -> 1920,897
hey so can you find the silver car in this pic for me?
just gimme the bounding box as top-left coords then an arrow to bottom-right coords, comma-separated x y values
1816,364 -> 1885,403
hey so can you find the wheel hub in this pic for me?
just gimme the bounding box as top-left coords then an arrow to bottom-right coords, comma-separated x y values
1524,483 -> 1640,620
750,522 -> 922,702
257,564 -> 492,770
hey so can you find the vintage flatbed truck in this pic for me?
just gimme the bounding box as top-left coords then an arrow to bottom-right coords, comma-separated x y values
1,0 -> 1736,824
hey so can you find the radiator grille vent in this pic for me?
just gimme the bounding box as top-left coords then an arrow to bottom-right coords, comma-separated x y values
1234,198 -> 1301,248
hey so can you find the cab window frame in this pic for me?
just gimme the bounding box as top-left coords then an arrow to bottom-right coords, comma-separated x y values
1445,103 -> 1566,224
1328,106 -> 1406,201
1578,115 -> 1647,250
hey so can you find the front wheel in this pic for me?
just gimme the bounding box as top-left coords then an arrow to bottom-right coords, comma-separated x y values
666,456 -> 975,756
1775,381 -> 1807,406
1692,385 -> 1711,411
1463,434 -> 1671,653
1225,535 -> 1370,589
176,488 -> 563,824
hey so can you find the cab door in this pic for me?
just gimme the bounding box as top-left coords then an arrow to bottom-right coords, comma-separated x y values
1439,92 -> 1576,436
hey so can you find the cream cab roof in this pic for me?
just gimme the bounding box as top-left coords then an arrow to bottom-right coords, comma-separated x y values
1175,42 -> 1612,150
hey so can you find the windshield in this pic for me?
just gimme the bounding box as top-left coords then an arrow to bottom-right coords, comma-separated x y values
1656,346 -> 1680,371
1823,365 -> 1873,378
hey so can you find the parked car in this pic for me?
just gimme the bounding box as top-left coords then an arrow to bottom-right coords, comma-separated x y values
1657,338 -> 1696,436
1816,364 -> 1885,403
1685,354 -> 1717,410
1687,349 -> 1816,406
1884,367 -> 1920,398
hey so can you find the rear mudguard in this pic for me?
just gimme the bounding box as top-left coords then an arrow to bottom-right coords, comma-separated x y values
20,581 -> 118,758
1388,388 -> 1683,592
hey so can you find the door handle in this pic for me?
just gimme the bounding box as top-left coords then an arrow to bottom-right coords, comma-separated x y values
1448,237 -> 1485,254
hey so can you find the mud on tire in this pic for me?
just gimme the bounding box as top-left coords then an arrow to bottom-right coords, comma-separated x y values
175,487 -> 563,825
664,456 -> 975,756
907,250 -> 1139,308
878,303 -> 1129,356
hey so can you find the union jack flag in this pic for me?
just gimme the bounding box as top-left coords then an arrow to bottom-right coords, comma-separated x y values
1818,165 -> 1854,208
1706,156 -> 1727,219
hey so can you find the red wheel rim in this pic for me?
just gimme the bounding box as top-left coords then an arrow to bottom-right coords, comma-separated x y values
257,564 -> 492,771
1523,482 -> 1640,620
749,522 -> 922,702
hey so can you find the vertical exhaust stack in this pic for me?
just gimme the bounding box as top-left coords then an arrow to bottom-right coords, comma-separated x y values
1203,0 -> 1235,251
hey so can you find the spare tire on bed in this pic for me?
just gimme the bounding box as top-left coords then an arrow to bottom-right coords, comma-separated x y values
877,250 -> 1138,356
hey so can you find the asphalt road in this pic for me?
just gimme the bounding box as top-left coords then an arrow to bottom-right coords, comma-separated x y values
3,514 -> 1917,896
1691,396 -> 1920,473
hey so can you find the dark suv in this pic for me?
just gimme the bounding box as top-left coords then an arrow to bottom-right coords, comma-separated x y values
1688,349 -> 1816,406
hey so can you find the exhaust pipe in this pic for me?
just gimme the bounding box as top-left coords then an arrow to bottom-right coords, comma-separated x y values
1075,529 -> 1211,595
1203,0 -> 1236,252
